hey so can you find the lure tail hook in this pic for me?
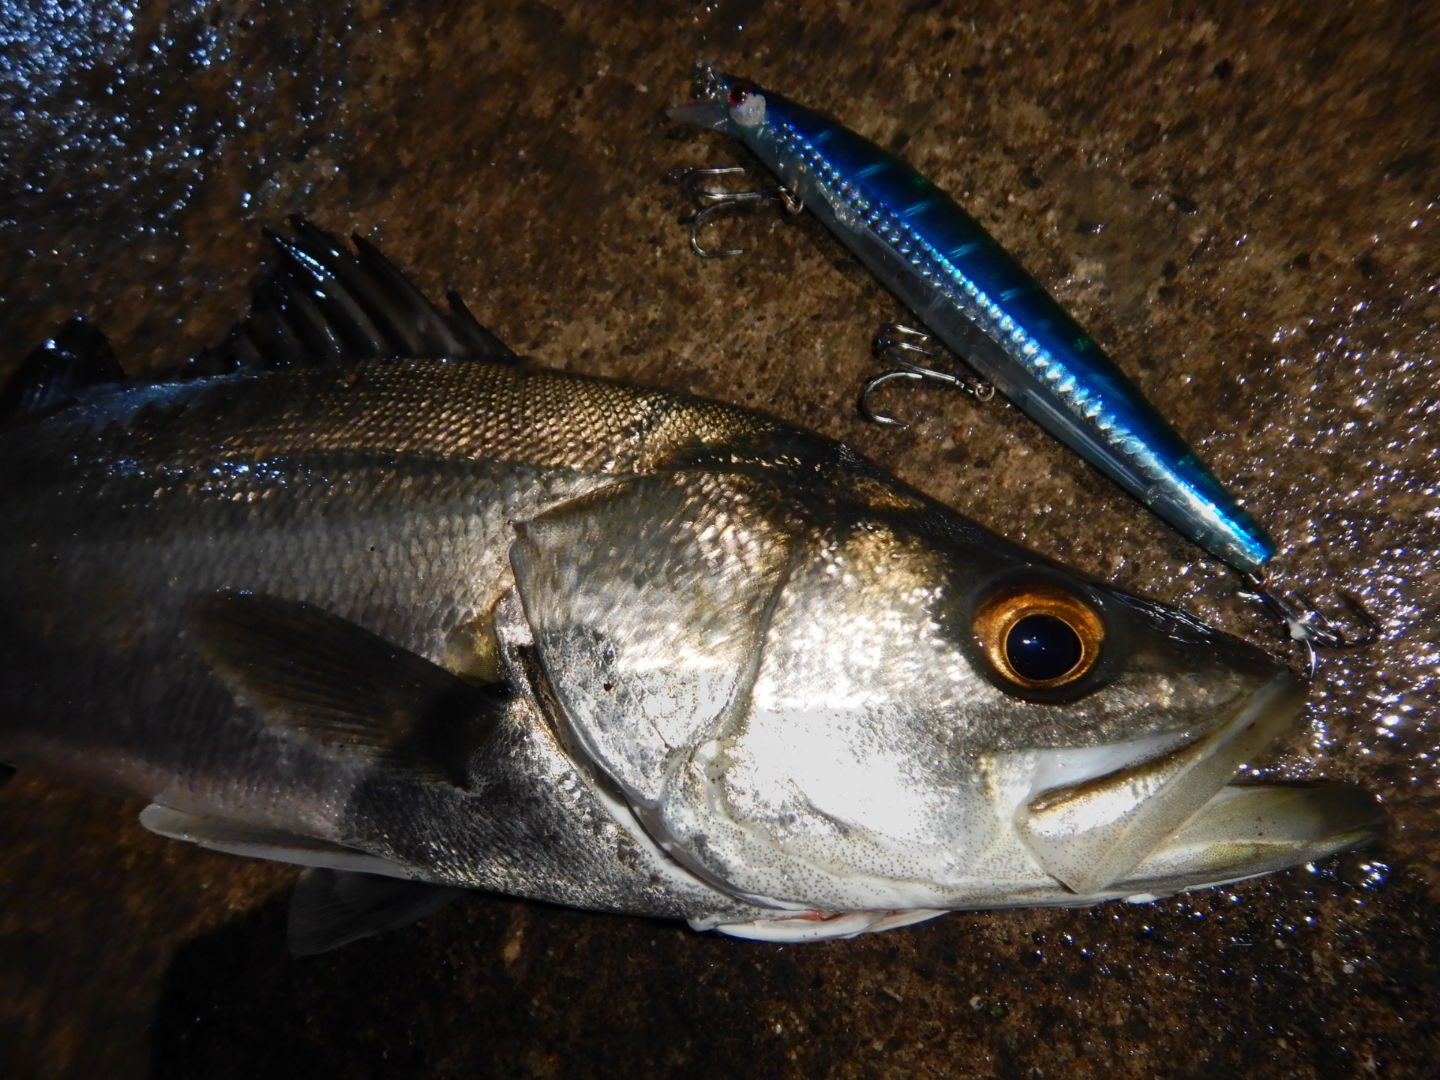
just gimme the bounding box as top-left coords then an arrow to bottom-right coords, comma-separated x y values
666,166 -> 802,258
859,323 -> 995,426
1239,570 -> 1380,667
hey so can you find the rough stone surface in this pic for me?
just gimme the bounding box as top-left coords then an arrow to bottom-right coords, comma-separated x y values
1,2 -> 1436,1077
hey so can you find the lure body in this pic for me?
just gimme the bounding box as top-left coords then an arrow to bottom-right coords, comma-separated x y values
672,74 -> 1275,573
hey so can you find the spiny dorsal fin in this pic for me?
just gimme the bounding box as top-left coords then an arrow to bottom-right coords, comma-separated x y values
185,591 -> 506,788
0,317 -> 125,423
184,218 -> 519,377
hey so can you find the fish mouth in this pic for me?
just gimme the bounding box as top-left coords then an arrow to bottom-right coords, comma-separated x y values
1009,671 -> 1381,895
1103,780 -> 1384,898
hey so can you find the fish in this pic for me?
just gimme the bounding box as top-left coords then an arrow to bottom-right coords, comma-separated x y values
669,71 -> 1276,575
0,222 -> 1381,952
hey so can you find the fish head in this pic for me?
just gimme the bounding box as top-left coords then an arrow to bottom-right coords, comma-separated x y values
510,466 -> 1381,935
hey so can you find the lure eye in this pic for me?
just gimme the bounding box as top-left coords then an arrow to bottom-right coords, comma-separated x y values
972,583 -> 1105,691
722,80 -> 767,128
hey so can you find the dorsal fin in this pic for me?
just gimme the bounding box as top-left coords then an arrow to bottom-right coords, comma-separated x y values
0,317 -> 126,422
184,218 -> 519,377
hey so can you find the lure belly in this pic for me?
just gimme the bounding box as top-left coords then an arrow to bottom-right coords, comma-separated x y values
671,72 -> 1275,574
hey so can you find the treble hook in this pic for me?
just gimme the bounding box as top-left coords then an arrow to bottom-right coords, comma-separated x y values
859,323 -> 995,426
666,165 -> 803,258
1238,569 -> 1380,678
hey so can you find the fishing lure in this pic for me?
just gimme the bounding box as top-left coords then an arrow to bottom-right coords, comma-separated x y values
671,71 -> 1273,572
670,71 -> 1375,651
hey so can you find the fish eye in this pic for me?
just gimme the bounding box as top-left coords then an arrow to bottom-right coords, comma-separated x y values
971,583 -> 1105,691
726,84 -> 751,107
1006,613 -> 1081,681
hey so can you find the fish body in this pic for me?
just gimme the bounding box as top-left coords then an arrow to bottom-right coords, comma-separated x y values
0,226 -> 1376,950
671,73 -> 1275,573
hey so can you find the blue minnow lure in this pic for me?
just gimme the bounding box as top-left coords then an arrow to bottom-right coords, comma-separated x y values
670,71 -> 1276,575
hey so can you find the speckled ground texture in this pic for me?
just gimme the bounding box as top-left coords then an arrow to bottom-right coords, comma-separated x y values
1,2 -> 1436,1077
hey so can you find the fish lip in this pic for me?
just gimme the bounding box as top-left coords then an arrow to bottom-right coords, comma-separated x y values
1010,669 -> 1309,895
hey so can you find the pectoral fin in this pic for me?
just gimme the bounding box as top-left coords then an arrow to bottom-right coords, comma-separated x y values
185,591 -> 506,788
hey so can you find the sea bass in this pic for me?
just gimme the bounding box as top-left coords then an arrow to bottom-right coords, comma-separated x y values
0,223 -> 1380,952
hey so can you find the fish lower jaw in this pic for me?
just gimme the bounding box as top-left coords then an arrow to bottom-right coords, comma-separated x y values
1095,780 -> 1384,901
695,779 -> 1383,941
1005,670 -> 1308,895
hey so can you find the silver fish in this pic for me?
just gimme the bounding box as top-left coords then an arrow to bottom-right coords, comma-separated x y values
0,224 -> 1380,951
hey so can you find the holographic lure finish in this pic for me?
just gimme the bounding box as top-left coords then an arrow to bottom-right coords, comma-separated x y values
671,72 -> 1275,573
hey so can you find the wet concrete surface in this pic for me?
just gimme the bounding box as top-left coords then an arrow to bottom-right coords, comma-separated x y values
1,1 -> 1437,1076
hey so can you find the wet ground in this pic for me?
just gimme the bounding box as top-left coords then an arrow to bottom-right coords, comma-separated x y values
1,1 -> 1437,1077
